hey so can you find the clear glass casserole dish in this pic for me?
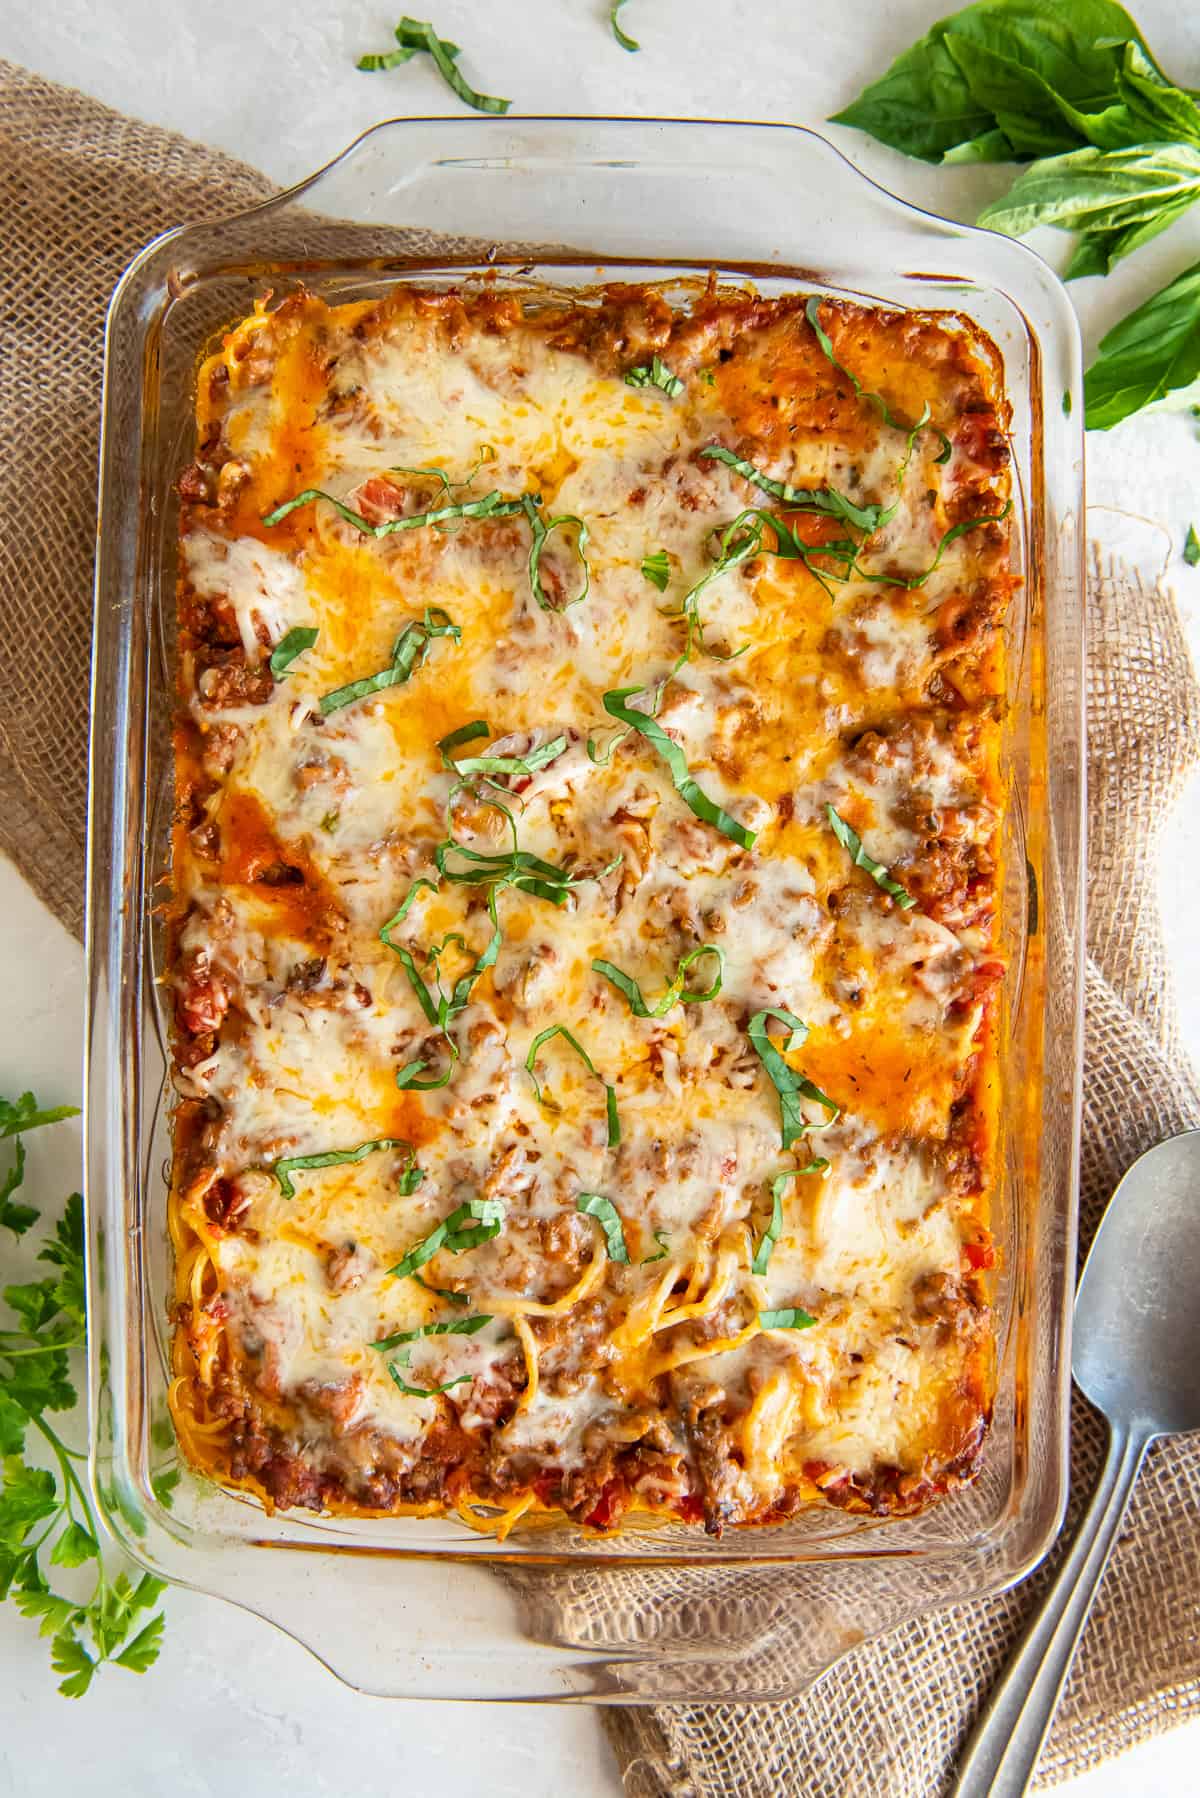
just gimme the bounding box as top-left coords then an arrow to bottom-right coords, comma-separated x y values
85,116 -> 1085,1702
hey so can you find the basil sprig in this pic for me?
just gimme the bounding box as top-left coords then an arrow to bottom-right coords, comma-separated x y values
357,16 -> 510,115
610,0 -> 639,51
262,485 -> 528,535
319,608 -> 460,715
592,944 -> 724,1017
747,1009 -> 840,1153
641,549 -> 671,592
519,496 -> 591,612
625,356 -> 684,398
599,682 -> 760,849
826,804 -> 916,909
272,1136 -> 411,1200
751,1162 -> 830,1277
525,1026 -> 620,1148
576,1193 -> 629,1263
759,1307 -> 817,1331
269,626 -> 318,679
387,1198 -> 506,1280
373,1314 -> 493,1353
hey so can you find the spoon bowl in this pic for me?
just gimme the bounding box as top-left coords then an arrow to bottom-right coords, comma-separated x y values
955,1126 -> 1200,1797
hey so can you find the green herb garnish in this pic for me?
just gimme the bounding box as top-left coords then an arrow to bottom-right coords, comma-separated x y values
699,445 -> 888,534
525,1026 -> 620,1148
759,1307 -> 817,1331
592,944 -> 724,1017
412,1274 -> 470,1306
520,496 -> 591,612
387,1198 -> 506,1281
372,1314 -> 492,1353
751,1163 -> 830,1276
386,1366 -> 474,1399
576,1194 -> 629,1263
599,682 -> 759,849
641,1230 -> 670,1264
625,356 -> 684,398
318,609 -> 460,714
272,1137 -> 412,1200
641,549 -> 671,592
826,803 -> 916,909
439,720 -> 568,783
747,1009 -> 840,1153
398,1151 -> 425,1196
357,16 -> 510,114
610,0 -> 639,51
0,1097 -> 168,1696
263,485 -> 527,536
268,626 -> 318,679
1186,524 -> 1200,566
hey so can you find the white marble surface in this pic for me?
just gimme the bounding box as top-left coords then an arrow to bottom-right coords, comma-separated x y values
1,1 -> 1199,1791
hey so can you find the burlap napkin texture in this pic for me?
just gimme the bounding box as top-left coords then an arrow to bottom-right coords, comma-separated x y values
2,56 -> 1198,1792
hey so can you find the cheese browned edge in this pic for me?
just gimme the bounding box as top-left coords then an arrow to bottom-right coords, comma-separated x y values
167,279 -> 1012,1537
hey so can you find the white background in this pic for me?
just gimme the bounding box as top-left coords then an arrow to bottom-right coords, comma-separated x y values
2,2 -> 1199,1793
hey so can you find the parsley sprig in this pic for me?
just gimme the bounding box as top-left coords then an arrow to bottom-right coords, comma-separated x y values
0,1095 -> 169,1697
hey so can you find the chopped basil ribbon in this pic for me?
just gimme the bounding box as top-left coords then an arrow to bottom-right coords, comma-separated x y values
1185,524 -> 1200,567
262,485 -> 529,536
747,1008 -> 840,1153
600,682 -> 759,849
641,1230 -> 670,1265
624,356 -> 684,398
592,944 -> 724,1018
698,367 -> 716,387
357,17 -> 510,115
751,1163 -> 830,1276
412,1274 -> 470,1306
641,549 -> 671,592
381,884 -> 503,1093
439,720 -> 568,782
389,445 -> 495,496
805,296 -> 913,434
826,803 -> 916,909
269,626 -> 318,679
576,1193 -> 630,1264
319,609 -> 460,714
759,1307 -> 817,1331
386,1365 -> 474,1399
398,1152 -> 425,1196
714,500 -> 1011,599
520,496 -> 590,612
610,0 -> 639,51
699,445 -> 888,534
372,1314 -> 493,1353
387,1198 -> 506,1280
677,513 -> 763,657
272,1137 -> 411,1200
525,1026 -> 620,1148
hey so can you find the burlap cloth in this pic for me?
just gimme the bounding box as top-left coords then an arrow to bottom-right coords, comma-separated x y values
2,56 -> 1197,1791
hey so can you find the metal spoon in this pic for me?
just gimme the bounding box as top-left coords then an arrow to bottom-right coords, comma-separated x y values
954,1127 -> 1200,1797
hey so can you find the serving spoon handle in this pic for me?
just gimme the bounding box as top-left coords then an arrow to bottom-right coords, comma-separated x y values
952,1424 -> 1150,1798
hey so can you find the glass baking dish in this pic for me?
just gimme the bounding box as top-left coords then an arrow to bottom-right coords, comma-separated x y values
85,116 -> 1085,1701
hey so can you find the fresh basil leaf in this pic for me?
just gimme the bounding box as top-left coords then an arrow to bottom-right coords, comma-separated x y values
576,1194 -> 629,1264
386,1365 -> 474,1399
1185,524 -> 1200,566
272,1137 -> 412,1200
826,803 -> 916,909
318,608 -> 460,714
601,683 -> 759,848
268,626 -> 318,679
524,1026 -> 620,1147
1083,258 -> 1200,428
759,1307 -> 817,1331
624,356 -> 684,398
521,496 -> 591,612
387,1198 -> 506,1280
610,0 -> 639,51
747,1008 -> 840,1153
373,1314 -> 492,1352
592,944 -> 725,1018
978,142 -> 1200,254
641,549 -> 671,592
